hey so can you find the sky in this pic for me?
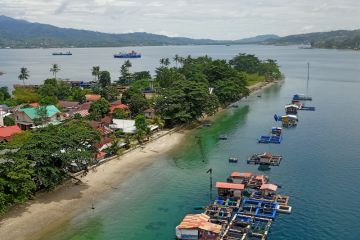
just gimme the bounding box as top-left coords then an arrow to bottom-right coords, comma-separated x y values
0,0 -> 359,40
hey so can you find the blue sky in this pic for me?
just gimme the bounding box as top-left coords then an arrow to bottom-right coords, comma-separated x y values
0,0 -> 359,39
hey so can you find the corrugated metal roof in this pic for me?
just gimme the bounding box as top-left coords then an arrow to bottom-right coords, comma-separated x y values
216,182 -> 245,190
176,214 -> 221,233
260,183 -> 278,192
21,105 -> 60,120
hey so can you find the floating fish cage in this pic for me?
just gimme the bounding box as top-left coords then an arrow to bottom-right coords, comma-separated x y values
258,135 -> 282,144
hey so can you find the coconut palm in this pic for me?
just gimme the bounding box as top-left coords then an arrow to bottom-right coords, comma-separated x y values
164,58 -> 170,67
91,66 -> 100,81
159,58 -> 165,66
173,54 -> 180,68
18,67 -> 29,85
50,64 -> 60,79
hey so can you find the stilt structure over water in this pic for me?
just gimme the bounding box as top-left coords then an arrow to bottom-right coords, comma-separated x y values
175,172 -> 292,240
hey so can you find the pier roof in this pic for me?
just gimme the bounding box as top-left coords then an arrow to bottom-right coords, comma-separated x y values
216,182 -> 245,190
231,172 -> 253,178
176,214 -> 221,233
260,184 -> 278,192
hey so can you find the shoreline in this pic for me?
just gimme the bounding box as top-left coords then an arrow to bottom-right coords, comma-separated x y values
0,79 -> 280,240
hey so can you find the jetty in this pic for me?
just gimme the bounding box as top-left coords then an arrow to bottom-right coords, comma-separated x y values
175,173 -> 292,240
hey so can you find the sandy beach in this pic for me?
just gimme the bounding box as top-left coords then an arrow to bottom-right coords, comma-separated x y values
0,130 -> 186,240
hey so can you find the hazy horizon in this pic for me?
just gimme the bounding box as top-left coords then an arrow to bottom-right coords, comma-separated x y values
0,0 -> 359,40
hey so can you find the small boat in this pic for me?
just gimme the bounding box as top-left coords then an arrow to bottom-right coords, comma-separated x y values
219,134 -> 228,140
271,127 -> 282,136
229,156 -> 238,163
114,50 -> 141,58
0,71 -> 4,76
293,94 -> 312,101
52,51 -> 72,56
276,204 -> 292,214
285,104 -> 299,115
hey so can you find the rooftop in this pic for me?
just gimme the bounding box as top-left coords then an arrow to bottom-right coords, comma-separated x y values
216,182 -> 245,190
85,94 -> 101,102
231,172 -> 253,178
20,105 -> 61,120
260,183 -> 278,192
0,125 -> 22,138
176,214 -> 221,233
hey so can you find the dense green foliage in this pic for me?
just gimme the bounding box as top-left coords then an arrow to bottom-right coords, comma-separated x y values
0,120 -> 100,212
122,88 -> 149,116
89,98 -> 110,120
112,108 -> 128,119
3,116 -> 15,126
99,71 -> 111,87
134,114 -> 150,143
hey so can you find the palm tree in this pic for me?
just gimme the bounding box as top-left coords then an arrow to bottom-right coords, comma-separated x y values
91,66 -> 100,81
159,58 -> 165,66
173,54 -> 180,68
18,67 -> 29,85
164,58 -> 170,67
50,64 -> 60,79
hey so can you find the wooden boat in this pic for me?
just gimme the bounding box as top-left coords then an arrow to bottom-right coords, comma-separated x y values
229,156 -> 239,163
219,134 -> 228,140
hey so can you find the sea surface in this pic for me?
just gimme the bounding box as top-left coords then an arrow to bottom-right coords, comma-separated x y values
2,45 -> 360,239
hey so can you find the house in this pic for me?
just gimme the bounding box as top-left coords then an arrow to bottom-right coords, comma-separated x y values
260,184 -> 278,196
110,119 -> 159,134
176,214 -> 222,240
110,119 -> 137,133
58,101 -> 80,111
0,104 -> 11,126
85,94 -> 101,102
110,103 -> 129,113
0,125 -> 22,142
142,88 -> 158,100
143,108 -> 155,119
89,120 -> 113,137
14,105 -> 62,130
230,172 -> 253,184
69,102 -> 91,117
216,182 -> 244,199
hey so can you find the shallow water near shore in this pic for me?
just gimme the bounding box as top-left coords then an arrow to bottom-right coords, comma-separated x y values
5,45 -> 360,239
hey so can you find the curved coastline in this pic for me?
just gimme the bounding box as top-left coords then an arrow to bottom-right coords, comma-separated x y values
0,80 -> 280,240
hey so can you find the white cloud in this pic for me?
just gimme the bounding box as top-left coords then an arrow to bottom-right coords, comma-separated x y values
0,0 -> 359,39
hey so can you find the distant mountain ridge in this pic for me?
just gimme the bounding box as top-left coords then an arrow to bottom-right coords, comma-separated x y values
263,29 -> 360,50
0,15 -> 277,48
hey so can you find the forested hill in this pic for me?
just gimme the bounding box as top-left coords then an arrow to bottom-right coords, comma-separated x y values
263,29 -> 360,50
0,15 -> 280,48
0,15 -> 223,48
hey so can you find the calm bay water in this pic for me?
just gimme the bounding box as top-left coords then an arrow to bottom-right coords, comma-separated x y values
2,45 -> 360,239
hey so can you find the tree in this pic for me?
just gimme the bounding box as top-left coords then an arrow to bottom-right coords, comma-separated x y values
122,88 -> 149,116
89,98 -> 110,120
0,156 -> 36,213
101,86 -> 118,102
0,87 -> 11,101
99,71 -> 111,87
14,121 -> 100,190
33,106 -> 48,126
112,108 -> 128,119
71,87 -> 87,103
12,87 -> 40,104
135,114 -> 150,143
174,54 -> 180,68
50,64 -> 60,79
155,67 -> 186,88
92,66 -> 101,81
118,60 -> 133,85
3,116 -> 15,126
160,58 -> 170,67
132,71 -> 151,81
229,54 -> 261,73
18,67 -> 29,85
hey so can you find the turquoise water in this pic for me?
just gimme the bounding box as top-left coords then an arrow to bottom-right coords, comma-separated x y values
3,45 -> 360,239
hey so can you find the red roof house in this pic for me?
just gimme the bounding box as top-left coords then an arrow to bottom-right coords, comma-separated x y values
0,125 -> 22,141
110,104 -> 129,113
85,94 -> 101,102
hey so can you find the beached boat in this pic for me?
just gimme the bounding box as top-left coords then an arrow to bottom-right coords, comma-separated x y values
114,50 -> 141,58
219,134 -> 228,140
52,51 -> 72,56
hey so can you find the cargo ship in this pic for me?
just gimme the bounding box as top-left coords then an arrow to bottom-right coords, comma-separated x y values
113,50 -> 141,58
52,51 -> 72,56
